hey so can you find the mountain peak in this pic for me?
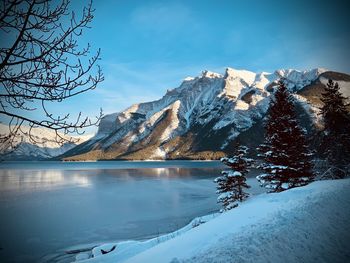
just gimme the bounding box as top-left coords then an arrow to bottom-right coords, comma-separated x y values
183,76 -> 195,82
225,67 -> 256,77
201,70 -> 222,79
275,68 -> 327,78
274,68 -> 327,91
224,67 -> 257,86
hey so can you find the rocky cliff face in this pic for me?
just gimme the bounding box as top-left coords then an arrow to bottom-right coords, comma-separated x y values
60,67 -> 349,160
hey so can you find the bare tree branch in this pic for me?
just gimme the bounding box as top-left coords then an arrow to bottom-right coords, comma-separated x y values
0,0 -> 104,153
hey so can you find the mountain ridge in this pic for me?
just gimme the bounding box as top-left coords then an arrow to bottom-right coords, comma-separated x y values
59,67 -> 350,161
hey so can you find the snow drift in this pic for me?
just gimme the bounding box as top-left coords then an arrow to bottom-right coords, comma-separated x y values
77,178 -> 350,263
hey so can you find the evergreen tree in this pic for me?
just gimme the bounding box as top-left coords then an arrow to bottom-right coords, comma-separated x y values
215,145 -> 252,211
257,81 -> 314,192
320,79 -> 350,178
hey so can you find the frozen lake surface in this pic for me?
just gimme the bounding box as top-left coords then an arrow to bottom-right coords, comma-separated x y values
0,161 -> 230,263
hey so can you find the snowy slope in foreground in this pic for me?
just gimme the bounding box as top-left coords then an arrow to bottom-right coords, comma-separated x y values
79,178 -> 350,263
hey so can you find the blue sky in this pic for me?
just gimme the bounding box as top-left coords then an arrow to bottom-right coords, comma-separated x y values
45,0 -> 350,134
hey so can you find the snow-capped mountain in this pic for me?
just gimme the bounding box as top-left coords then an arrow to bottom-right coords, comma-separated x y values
0,124 -> 92,160
60,68 -> 350,161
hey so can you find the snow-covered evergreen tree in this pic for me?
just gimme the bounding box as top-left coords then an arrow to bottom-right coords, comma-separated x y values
320,79 -> 350,178
215,145 -> 252,211
257,81 -> 314,192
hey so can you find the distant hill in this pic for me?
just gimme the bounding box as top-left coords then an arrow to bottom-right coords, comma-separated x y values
0,124 -> 91,160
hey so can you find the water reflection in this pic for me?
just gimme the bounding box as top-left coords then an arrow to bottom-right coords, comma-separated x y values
0,160 -> 226,170
0,167 -> 219,195
0,169 -> 92,194
0,161 -> 226,199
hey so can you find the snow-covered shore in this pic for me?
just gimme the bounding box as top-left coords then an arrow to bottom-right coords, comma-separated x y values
77,178 -> 350,263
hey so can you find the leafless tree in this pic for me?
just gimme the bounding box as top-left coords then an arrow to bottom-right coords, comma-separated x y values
0,0 -> 104,152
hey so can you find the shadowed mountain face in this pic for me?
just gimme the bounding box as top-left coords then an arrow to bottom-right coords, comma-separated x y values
57,68 -> 350,161
297,71 -> 350,106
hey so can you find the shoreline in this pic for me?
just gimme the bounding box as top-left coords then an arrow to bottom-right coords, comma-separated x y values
42,213 -> 220,263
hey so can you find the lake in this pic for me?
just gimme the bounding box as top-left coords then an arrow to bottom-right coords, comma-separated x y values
0,161 -> 238,263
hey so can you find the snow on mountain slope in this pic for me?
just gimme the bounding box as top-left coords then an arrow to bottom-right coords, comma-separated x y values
275,68 -> 326,91
63,67 -> 348,161
0,124 -> 92,160
77,178 -> 350,263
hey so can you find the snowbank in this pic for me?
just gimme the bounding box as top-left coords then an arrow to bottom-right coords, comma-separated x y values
75,214 -> 219,263
79,179 -> 350,263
